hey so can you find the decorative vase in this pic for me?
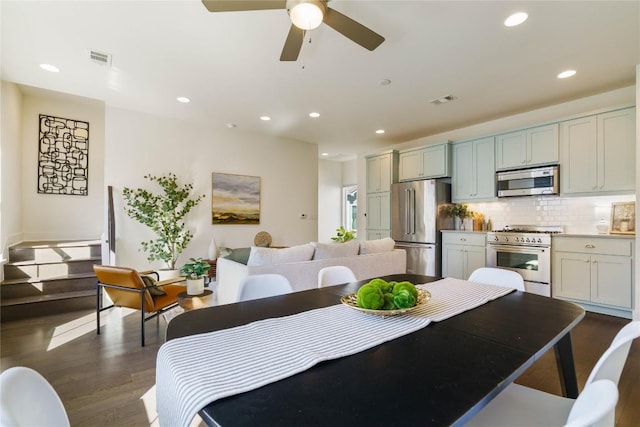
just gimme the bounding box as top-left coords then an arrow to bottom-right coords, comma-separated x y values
458,217 -> 466,231
208,237 -> 219,260
186,277 -> 205,295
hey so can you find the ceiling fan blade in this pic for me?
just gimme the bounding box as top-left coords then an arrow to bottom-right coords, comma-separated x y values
323,7 -> 384,51
201,0 -> 286,12
280,24 -> 304,61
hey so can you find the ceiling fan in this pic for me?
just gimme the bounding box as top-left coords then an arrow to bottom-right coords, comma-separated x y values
201,0 -> 385,61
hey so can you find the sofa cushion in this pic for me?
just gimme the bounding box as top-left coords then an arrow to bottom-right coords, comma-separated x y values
247,244 -> 315,266
225,247 -> 252,265
359,237 -> 396,255
311,240 -> 360,260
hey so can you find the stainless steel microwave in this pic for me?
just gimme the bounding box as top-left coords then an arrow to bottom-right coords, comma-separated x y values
496,165 -> 559,197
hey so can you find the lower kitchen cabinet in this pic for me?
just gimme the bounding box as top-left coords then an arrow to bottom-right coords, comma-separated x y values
552,236 -> 634,318
442,232 -> 486,280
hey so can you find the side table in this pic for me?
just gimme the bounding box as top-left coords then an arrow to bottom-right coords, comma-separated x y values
177,290 -> 213,311
205,259 -> 217,282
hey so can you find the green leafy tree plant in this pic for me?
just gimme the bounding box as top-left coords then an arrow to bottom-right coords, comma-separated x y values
123,173 -> 205,270
443,203 -> 473,230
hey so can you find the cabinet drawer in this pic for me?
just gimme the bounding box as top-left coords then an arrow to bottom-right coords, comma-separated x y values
442,232 -> 486,247
553,237 -> 633,256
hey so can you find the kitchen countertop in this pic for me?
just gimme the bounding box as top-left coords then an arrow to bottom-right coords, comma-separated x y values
554,233 -> 635,239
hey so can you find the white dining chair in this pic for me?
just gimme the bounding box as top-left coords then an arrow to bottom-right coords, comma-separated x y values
464,379 -> 618,427
464,320 -> 640,427
237,274 -> 293,302
318,266 -> 357,288
0,366 -> 70,427
468,267 -> 525,291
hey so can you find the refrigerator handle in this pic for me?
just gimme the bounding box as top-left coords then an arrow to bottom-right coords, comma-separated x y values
410,188 -> 415,235
405,189 -> 410,235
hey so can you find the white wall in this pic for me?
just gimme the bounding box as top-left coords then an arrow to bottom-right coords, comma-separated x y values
0,81 -> 23,262
318,159 -> 342,243
20,87 -> 105,241
105,107 -> 318,270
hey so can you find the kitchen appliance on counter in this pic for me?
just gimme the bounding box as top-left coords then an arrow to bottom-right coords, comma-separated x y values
391,180 -> 452,276
486,225 -> 563,297
497,165 -> 559,197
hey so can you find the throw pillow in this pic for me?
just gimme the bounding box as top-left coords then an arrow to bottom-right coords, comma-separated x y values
226,247 -> 252,265
141,275 -> 167,296
247,244 -> 315,266
311,240 -> 360,260
359,237 -> 396,255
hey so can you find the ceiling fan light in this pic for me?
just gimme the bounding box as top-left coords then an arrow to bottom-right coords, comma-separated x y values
289,1 -> 324,30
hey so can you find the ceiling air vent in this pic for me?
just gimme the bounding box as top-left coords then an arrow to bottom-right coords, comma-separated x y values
430,95 -> 456,105
87,49 -> 112,67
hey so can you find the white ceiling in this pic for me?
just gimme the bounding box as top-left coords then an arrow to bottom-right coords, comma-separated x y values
2,1 -> 638,161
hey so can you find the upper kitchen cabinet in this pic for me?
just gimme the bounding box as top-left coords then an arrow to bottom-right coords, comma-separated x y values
366,151 -> 398,194
496,123 -> 558,170
560,107 -> 636,195
398,142 -> 451,181
452,136 -> 496,202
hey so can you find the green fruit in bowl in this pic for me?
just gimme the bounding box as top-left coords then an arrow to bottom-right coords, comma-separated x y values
356,283 -> 384,309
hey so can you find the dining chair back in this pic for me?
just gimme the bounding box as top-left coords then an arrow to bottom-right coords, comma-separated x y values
318,266 -> 357,288
0,366 -> 70,427
585,320 -> 640,386
464,379 -> 618,427
237,274 -> 293,302
468,267 -> 525,291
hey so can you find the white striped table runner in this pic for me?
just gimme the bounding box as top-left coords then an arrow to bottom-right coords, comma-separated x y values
156,278 -> 513,427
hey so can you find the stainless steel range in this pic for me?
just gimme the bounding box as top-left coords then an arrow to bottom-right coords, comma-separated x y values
486,225 -> 563,297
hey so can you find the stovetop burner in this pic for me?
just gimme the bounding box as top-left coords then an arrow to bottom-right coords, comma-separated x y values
492,225 -> 564,234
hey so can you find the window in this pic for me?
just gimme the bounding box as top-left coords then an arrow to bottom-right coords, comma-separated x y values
343,185 -> 357,232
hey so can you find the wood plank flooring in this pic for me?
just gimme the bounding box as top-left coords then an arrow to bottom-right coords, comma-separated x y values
1,308 -> 638,426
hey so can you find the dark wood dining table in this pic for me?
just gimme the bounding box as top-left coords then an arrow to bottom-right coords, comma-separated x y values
165,274 -> 585,427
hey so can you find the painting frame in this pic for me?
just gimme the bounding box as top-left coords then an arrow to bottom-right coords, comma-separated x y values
211,173 -> 261,225
609,202 -> 635,235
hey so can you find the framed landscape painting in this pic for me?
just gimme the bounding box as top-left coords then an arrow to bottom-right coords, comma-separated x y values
211,173 -> 260,224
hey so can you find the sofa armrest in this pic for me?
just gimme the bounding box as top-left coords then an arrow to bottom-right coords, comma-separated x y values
216,257 -> 250,305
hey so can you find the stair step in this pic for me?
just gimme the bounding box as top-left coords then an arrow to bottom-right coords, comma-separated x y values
0,290 -> 96,307
1,274 -> 97,299
8,240 -> 101,263
3,259 -> 100,281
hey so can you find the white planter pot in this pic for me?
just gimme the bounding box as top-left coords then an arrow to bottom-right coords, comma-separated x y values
186,278 -> 205,295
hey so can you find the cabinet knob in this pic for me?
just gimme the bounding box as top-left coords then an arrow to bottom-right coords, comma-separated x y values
585,259 -> 590,263
592,260 -> 597,263
460,238 -> 467,242
585,244 -> 595,249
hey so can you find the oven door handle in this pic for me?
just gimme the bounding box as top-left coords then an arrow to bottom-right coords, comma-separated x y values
488,245 -> 547,253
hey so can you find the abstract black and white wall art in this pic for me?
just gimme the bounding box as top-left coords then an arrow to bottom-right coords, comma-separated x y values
38,114 -> 89,196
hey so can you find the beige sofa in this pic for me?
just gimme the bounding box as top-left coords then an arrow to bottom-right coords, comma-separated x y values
216,238 -> 406,305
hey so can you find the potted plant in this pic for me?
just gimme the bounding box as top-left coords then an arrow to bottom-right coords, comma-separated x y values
443,203 -> 473,230
123,173 -> 205,277
180,257 -> 211,295
331,226 -> 356,243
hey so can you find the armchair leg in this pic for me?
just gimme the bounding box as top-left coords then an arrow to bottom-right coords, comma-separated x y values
141,292 -> 146,347
96,282 -> 101,335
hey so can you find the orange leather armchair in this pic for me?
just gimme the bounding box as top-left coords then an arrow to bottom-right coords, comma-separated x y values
94,265 -> 186,346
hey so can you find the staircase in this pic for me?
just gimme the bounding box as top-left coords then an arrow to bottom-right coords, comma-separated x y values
1,240 -> 102,321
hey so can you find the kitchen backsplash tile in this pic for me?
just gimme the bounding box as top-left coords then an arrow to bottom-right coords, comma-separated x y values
467,195 -> 636,234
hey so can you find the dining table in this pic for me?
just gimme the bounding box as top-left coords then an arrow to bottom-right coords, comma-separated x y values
161,274 -> 585,427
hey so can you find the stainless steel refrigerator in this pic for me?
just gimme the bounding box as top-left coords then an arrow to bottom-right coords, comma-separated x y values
391,180 -> 452,276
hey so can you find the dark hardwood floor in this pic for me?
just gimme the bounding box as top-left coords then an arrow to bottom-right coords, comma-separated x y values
1,307 -> 638,426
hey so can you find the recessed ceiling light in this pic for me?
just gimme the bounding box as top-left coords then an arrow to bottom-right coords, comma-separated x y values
176,96 -> 191,103
39,64 -> 60,73
309,112 -> 320,118
504,12 -> 528,27
260,116 -> 271,121
376,129 -> 385,134
557,70 -> 577,79
321,152 -> 329,156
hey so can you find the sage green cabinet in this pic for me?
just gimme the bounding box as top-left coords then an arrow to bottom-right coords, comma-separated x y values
452,137 -> 495,202
553,236 -> 633,317
442,232 -> 486,279
496,123 -> 558,170
365,151 -> 397,239
398,142 -> 451,181
366,151 -> 397,193
560,107 -> 635,195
